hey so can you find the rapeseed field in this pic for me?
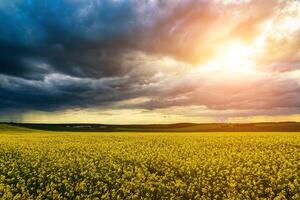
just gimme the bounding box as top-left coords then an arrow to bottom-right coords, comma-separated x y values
0,125 -> 299,199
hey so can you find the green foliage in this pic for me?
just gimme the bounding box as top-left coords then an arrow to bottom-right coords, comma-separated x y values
0,128 -> 299,199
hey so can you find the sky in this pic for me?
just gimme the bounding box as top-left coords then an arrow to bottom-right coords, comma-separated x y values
1,0 -> 300,124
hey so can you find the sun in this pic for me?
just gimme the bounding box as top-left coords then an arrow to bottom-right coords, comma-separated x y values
200,41 -> 257,74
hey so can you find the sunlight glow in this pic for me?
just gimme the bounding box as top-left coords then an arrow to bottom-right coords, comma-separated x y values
200,41 -> 257,74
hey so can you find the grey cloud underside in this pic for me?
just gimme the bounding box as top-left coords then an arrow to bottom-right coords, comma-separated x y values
140,75 -> 300,111
0,74 -> 142,113
0,0 -> 300,115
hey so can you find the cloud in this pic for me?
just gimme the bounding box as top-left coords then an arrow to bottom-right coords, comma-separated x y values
0,0 -> 300,121
134,69 -> 300,111
0,73 -> 126,113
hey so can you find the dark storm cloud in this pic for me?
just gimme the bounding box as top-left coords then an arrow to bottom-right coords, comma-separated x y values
0,0 -> 139,78
0,0 -> 209,112
0,73 -> 136,113
0,0 -> 148,112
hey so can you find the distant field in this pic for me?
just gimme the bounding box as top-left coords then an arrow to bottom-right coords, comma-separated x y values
0,125 -> 299,199
5,122 -> 300,132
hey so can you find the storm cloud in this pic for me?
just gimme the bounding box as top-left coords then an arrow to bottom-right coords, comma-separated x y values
1,0 -> 300,121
